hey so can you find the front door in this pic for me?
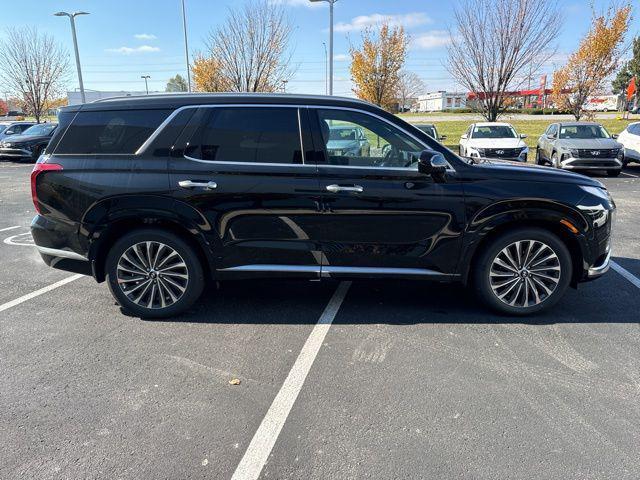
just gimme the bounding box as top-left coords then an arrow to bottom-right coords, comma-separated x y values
309,107 -> 466,279
168,105 -> 323,278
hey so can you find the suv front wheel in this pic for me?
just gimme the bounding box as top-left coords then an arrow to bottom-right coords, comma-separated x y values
473,228 -> 572,315
106,229 -> 205,318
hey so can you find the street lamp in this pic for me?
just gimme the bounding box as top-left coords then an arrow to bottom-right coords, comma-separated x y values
54,11 -> 89,104
310,0 -> 337,95
141,75 -> 151,95
180,0 -> 192,92
322,42 -> 328,95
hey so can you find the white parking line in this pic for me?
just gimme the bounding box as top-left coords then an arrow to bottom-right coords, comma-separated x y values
0,274 -> 84,313
611,261 -> 640,289
621,171 -> 639,178
231,281 -> 352,480
0,225 -> 21,232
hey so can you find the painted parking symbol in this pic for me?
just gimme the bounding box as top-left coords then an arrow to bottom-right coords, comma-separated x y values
3,231 -> 35,247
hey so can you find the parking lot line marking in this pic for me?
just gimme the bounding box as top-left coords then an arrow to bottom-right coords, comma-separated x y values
231,281 -> 352,480
621,172 -> 639,178
0,225 -> 21,232
0,274 -> 84,314
611,261 -> 640,289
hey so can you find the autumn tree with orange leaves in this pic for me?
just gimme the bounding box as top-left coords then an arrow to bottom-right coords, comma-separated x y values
191,54 -> 229,92
552,3 -> 632,120
350,24 -> 408,111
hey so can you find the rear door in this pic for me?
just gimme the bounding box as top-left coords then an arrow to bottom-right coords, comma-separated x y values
168,105 -> 322,278
309,107 -> 466,279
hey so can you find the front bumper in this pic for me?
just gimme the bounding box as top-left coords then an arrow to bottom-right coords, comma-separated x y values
0,147 -> 31,158
560,156 -> 622,170
587,248 -> 611,278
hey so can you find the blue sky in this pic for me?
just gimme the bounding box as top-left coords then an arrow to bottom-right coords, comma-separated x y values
1,0 -> 638,96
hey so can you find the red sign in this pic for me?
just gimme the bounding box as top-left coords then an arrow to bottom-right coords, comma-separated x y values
627,77 -> 636,101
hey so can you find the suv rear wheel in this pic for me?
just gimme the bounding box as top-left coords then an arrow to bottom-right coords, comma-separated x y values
106,229 -> 205,318
473,228 -> 572,315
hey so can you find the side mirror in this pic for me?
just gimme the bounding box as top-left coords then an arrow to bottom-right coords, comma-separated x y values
611,134 -> 619,139
461,134 -> 468,139
440,135 -> 448,140
520,134 -> 527,139
418,149 -> 448,181
546,134 -> 555,140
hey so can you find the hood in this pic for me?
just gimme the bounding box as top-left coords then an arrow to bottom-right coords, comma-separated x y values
0,133 -> 51,145
327,139 -> 359,149
472,158 -> 603,187
467,138 -> 526,149
557,138 -> 622,150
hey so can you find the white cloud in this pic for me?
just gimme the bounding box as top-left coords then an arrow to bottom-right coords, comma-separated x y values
134,33 -> 157,41
105,45 -> 161,55
334,12 -> 431,32
411,30 -> 451,49
334,53 -> 349,61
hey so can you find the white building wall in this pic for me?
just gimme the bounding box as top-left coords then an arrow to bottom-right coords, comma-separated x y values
417,92 -> 467,112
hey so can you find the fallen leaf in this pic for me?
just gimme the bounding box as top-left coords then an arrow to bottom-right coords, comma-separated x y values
229,378 -> 241,385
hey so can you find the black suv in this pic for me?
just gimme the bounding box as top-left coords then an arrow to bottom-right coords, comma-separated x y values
31,94 -> 614,317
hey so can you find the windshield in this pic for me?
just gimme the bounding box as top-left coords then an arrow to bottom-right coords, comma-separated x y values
559,125 -> 610,139
418,126 -> 437,139
329,128 -> 357,141
472,125 -> 517,139
22,124 -> 57,136
0,125 -> 7,134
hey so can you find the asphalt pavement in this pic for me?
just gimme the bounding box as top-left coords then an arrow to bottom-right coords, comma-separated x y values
1,161 -> 639,480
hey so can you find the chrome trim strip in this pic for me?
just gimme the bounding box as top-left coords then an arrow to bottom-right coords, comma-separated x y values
297,108 -> 305,165
183,155 -> 313,168
218,264 -> 320,273
36,246 -> 88,261
321,266 -> 458,277
588,249 -> 611,277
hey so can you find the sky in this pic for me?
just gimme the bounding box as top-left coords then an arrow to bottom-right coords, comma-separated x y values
0,0 -> 638,97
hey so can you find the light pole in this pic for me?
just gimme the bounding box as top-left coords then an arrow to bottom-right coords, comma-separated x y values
281,80 -> 288,93
322,42 -> 328,95
141,75 -> 151,95
310,0 -> 337,95
54,11 -> 89,104
181,0 -> 192,92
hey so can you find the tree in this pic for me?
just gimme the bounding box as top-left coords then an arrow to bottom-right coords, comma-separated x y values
447,0 -> 561,121
396,71 -> 425,112
552,4 -> 632,120
350,24 -> 408,111
611,36 -> 640,108
0,99 -> 7,115
203,1 -> 294,92
0,27 -> 69,123
166,74 -> 188,92
191,54 -> 230,92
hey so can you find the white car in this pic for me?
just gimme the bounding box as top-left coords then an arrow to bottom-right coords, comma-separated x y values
615,122 -> 640,166
459,122 -> 528,162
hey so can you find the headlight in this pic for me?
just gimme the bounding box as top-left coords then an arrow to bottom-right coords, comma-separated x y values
569,149 -> 580,158
616,149 -> 623,159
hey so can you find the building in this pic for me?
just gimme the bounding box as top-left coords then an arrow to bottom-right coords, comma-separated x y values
417,91 -> 467,112
67,90 -> 162,105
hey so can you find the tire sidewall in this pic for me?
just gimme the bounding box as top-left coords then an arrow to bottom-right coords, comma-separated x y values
474,228 -> 572,316
106,229 -> 204,318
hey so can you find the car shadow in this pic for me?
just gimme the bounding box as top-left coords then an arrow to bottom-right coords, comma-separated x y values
137,256 -> 640,326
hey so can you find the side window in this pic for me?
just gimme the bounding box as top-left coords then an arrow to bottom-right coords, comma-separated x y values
54,109 -> 171,154
316,109 -> 423,169
185,107 -> 302,164
628,124 -> 640,136
546,124 -> 557,138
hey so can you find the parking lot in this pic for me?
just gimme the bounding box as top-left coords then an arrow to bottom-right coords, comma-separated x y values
1,160 -> 640,479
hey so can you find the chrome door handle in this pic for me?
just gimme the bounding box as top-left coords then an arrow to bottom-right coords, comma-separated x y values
326,184 -> 364,193
178,180 -> 218,190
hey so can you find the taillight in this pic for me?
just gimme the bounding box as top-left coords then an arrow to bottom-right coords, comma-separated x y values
31,162 -> 62,214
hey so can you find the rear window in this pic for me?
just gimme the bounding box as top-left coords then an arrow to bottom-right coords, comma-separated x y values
54,109 -> 171,154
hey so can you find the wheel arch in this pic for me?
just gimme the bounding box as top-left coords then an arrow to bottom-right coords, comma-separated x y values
82,195 -> 218,282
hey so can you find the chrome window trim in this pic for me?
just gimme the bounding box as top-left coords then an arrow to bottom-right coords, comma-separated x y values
182,155 -> 315,168
135,103 -> 456,173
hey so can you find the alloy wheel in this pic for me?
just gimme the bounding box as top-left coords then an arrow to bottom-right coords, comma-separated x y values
489,240 -> 561,308
116,241 -> 189,309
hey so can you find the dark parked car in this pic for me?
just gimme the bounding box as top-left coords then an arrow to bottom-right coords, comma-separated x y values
414,123 -> 446,142
0,121 -> 36,142
0,123 -> 57,162
327,125 -> 370,157
31,94 -> 614,318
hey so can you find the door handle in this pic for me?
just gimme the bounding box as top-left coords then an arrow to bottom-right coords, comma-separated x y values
178,180 -> 218,190
326,184 -> 364,193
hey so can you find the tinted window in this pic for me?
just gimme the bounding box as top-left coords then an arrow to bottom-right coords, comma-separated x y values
316,108 -> 424,169
55,109 -> 171,154
628,124 -> 640,136
546,124 -> 557,137
417,125 -> 437,139
185,107 -> 302,164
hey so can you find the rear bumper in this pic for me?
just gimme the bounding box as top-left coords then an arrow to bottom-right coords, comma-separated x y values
31,215 -> 91,276
560,156 -> 622,170
0,147 -> 31,158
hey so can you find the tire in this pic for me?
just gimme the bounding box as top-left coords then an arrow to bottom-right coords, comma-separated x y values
535,148 -> 543,165
106,229 -> 205,318
607,169 -> 621,177
30,146 -> 42,163
473,228 -> 572,315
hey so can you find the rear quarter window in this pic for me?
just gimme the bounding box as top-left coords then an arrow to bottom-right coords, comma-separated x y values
54,109 -> 171,154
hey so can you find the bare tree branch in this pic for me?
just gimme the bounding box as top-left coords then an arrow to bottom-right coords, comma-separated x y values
396,71 -> 425,111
